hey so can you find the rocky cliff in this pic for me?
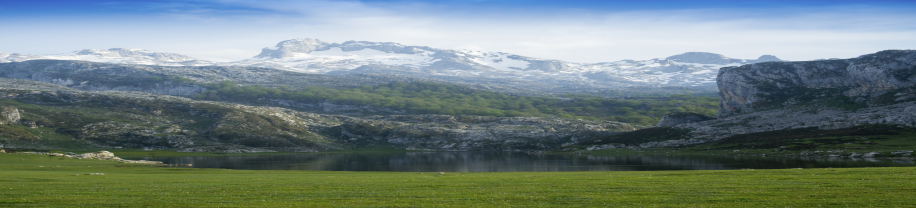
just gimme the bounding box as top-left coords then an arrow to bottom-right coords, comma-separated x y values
582,50 -> 916,150
717,50 -> 916,117
658,50 -> 916,146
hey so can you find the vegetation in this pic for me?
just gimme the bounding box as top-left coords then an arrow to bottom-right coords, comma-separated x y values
695,124 -> 916,154
0,95 -> 217,149
195,81 -> 718,126
0,153 -> 914,207
568,124 -> 916,158
0,91 -> 339,150
572,127 -> 692,147
0,147 -> 421,158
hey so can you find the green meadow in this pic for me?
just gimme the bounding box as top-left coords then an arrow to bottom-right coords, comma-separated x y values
1,153 -> 914,207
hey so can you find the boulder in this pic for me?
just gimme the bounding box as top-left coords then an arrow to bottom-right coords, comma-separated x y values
75,151 -> 121,160
0,106 -> 20,125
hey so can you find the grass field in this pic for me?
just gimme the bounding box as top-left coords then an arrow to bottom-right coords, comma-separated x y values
37,147 -> 420,158
1,153 -> 915,207
571,124 -> 916,158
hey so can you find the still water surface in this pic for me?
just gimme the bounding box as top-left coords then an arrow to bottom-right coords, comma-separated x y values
128,152 -> 916,172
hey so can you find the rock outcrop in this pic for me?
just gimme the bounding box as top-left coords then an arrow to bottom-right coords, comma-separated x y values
580,50 -> 916,150
333,114 -> 636,151
661,50 -> 916,142
255,38 -> 331,59
0,106 -> 20,125
18,151 -> 163,164
717,50 -> 916,117
75,150 -> 119,160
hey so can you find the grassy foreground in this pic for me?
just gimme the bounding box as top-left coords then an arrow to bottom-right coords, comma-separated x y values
1,153 -> 915,207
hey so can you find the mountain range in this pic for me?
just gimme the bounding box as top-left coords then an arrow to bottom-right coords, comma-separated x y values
0,40 -> 913,154
0,38 -> 783,95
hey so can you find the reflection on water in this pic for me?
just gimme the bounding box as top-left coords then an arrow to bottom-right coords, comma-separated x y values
128,152 -> 916,172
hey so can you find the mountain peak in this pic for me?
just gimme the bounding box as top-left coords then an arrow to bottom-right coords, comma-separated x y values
70,48 -> 202,63
255,38 -> 331,59
665,52 -> 737,65
75,48 -> 151,57
755,55 -> 781,63
666,52 -> 784,64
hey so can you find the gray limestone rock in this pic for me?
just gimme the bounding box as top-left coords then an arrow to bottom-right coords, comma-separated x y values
0,106 -> 20,125
75,151 -> 119,160
717,50 -> 916,118
255,38 -> 331,59
619,51 -> 916,149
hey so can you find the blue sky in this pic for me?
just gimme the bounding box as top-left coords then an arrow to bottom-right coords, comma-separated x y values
2,0 -> 915,62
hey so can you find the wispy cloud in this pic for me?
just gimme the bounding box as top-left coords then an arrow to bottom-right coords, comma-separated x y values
1,0 -> 914,62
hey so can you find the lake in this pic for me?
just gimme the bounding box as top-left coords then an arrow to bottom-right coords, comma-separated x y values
125,152 -> 916,172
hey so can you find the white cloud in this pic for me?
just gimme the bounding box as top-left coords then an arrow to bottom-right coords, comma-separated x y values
1,1 -> 914,63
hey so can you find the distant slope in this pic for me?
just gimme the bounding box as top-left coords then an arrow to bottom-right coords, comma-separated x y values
0,59 -> 559,96
223,38 -> 783,93
1,38 -> 785,95
0,60 -> 720,126
0,77 -> 637,152
0,48 -> 216,66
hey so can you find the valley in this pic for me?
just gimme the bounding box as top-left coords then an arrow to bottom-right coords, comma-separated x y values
5,0 -> 915,206
1,48 -> 914,156
1,45 -> 915,208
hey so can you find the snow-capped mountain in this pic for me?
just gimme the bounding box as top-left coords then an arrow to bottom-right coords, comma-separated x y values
1,38 -> 782,94
221,38 -> 781,90
0,48 -> 215,66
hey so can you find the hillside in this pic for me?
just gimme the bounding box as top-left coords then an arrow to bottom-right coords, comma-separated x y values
0,60 -> 719,126
570,50 -> 916,157
0,78 -> 636,152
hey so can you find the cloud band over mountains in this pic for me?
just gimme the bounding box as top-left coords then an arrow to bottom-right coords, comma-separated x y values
1,0 -> 915,62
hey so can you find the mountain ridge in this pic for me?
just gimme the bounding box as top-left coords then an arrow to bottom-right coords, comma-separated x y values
1,38 -> 783,94
0,77 -> 637,152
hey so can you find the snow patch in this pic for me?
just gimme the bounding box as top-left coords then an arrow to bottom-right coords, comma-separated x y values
466,52 -> 530,71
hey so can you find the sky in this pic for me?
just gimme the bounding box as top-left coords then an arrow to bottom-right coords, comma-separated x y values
1,0 -> 915,62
